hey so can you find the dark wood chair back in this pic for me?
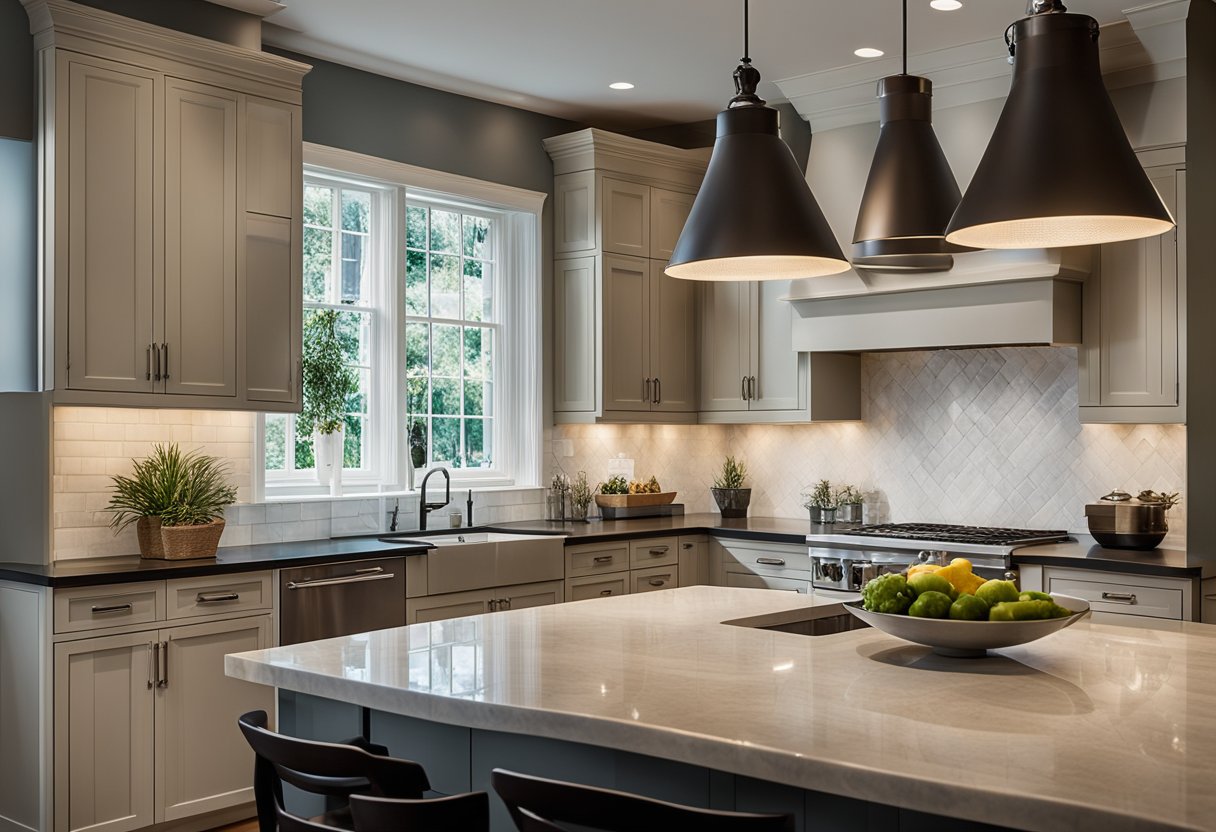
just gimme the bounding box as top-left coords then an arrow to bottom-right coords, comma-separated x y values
349,793 -> 490,832
490,769 -> 796,832
237,710 -> 430,832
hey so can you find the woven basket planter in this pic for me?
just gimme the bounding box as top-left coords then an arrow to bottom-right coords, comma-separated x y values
138,517 -> 225,560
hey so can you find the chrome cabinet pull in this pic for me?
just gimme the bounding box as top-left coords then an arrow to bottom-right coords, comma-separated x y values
286,572 -> 395,590
157,641 -> 168,688
1101,592 -> 1138,604
161,343 -> 169,380
643,378 -> 651,402
91,603 -> 133,615
654,378 -> 661,404
741,377 -> 748,401
593,555 -> 615,564
354,566 -> 385,575
749,376 -> 757,400
152,642 -> 161,688
488,599 -> 498,612
756,557 -> 786,566
147,643 -> 155,689
648,546 -> 670,555
196,592 -> 240,604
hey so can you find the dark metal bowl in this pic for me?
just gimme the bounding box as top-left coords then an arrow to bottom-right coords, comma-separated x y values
1090,530 -> 1166,551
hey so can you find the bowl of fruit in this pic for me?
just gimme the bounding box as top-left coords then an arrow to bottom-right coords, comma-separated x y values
845,558 -> 1090,657
594,476 -> 676,508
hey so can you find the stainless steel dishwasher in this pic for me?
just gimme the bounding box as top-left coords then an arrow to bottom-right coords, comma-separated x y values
279,557 -> 406,645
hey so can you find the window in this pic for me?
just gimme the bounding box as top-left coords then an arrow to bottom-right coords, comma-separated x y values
257,145 -> 544,498
264,178 -> 382,484
405,201 -> 497,470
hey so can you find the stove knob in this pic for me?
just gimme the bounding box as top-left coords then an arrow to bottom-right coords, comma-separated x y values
916,550 -> 932,563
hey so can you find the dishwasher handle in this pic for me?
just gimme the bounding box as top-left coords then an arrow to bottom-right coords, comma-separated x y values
285,570 -> 396,590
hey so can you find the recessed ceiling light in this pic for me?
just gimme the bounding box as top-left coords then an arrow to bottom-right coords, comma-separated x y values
930,0 -> 963,10
609,81 -> 635,90
854,47 -> 885,58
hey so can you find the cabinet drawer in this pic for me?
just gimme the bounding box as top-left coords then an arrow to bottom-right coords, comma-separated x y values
566,542 -> 631,577
632,565 -> 678,594
1048,576 -> 1183,620
724,571 -> 811,594
727,543 -> 811,576
566,572 -> 630,602
629,537 -> 678,569
54,581 -> 165,633
166,571 -> 272,620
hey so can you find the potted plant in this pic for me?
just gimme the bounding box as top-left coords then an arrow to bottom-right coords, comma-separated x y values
570,471 -> 594,522
835,485 -> 865,524
711,455 -> 751,518
804,479 -> 837,524
107,444 -> 237,560
301,310 -> 357,495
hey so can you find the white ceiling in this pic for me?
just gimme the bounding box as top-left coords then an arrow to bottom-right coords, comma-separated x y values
263,0 -> 1146,129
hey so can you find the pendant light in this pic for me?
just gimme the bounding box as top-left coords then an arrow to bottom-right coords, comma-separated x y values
852,0 -> 969,272
665,0 -> 849,281
945,0 -> 1174,249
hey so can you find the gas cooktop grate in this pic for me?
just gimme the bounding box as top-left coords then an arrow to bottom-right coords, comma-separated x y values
840,523 -> 1070,546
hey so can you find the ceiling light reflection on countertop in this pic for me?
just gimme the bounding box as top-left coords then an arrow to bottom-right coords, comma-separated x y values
930,0 -> 963,10
854,47 -> 886,58
772,661 -> 795,672
608,81 -> 634,90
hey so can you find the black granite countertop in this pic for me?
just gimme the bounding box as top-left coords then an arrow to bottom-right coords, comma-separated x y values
488,513 -> 813,545
1011,535 -> 1213,579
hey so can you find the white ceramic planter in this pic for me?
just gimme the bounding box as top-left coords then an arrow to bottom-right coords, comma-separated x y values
314,426 -> 345,496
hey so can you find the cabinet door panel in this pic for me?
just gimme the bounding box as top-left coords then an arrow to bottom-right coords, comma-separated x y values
600,178 -> 650,257
554,171 -> 595,254
243,214 -> 298,403
751,280 -> 805,411
650,261 -> 697,412
407,590 -> 491,624
565,573 -> 630,602
164,80 -> 238,397
650,189 -> 694,261
1098,167 -> 1179,407
244,97 -> 299,219
65,57 -> 156,393
602,255 -> 651,412
54,633 -> 155,832
698,281 -> 751,412
497,580 -> 563,611
553,257 -> 598,412
156,616 -> 274,822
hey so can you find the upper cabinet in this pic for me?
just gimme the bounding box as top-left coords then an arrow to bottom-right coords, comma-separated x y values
28,0 -> 309,411
1079,146 -> 1185,424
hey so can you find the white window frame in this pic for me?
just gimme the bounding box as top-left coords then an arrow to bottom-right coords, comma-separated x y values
256,144 -> 545,500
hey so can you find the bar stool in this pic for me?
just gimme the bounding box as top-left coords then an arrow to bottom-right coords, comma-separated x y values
490,768 -> 796,832
237,710 -> 429,832
273,794 -> 490,832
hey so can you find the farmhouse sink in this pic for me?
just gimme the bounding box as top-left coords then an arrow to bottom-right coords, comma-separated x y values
382,530 -> 566,595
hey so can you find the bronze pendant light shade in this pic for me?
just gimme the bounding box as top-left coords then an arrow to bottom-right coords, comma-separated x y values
852,1 -> 967,272
945,4 -> 1174,249
665,2 -> 849,281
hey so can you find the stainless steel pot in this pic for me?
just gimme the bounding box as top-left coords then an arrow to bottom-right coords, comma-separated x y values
1085,489 -> 1167,550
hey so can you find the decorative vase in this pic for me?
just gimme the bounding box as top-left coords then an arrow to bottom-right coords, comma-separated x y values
837,503 -> 864,524
809,506 -> 838,524
571,502 -> 590,522
136,516 -> 166,559
711,487 -> 752,519
314,426 -> 345,495
158,518 -> 226,560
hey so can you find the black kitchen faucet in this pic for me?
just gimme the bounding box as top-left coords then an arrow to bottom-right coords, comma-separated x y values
418,467 -> 451,530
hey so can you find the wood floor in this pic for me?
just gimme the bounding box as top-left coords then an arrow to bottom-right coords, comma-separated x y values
210,821 -> 258,832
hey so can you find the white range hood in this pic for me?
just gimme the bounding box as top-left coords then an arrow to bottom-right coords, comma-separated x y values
787,248 -> 1091,353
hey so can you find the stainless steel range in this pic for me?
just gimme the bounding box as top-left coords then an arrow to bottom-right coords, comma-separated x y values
807,523 -> 1071,592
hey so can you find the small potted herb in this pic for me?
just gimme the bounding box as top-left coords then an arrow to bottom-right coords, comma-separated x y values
107,444 -> 237,560
711,455 -> 751,518
570,471 -> 594,522
835,485 -> 865,524
301,310 -> 357,494
804,479 -> 837,524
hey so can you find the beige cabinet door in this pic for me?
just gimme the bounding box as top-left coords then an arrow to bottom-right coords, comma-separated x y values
632,565 -> 678,594
698,281 -> 751,412
407,589 -> 491,624
678,536 -> 710,587
54,632 -> 155,832
494,580 -> 564,611
602,254 -> 651,412
553,257 -> 598,413
163,79 -> 238,398
243,96 -> 299,219
565,572 -> 630,602
649,188 -> 694,261
64,55 -> 157,394
600,178 -> 650,257
554,171 -> 596,254
1098,165 -> 1181,408
156,615 -> 273,822
649,261 -> 697,412
242,214 -> 299,404
750,280 -> 805,412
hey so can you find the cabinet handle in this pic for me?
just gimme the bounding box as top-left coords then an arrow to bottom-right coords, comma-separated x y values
146,346 -> 152,381
648,546 -> 670,555
643,378 -> 651,402
157,641 -> 168,688
500,598 -> 512,610
756,557 -> 786,566
593,555 -> 615,564
152,344 -> 161,381
682,543 -> 694,550
654,378 -> 661,405
648,575 -> 672,587
599,589 -> 613,596
91,603 -> 133,615
147,643 -> 155,690
161,343 -> 169,380
1101,592 -> 1138,604
152,641 -> 161,688
196,592 -> 240,604
741,376 -> 748,401
749,376 -> 757,400
488,599 -> 498,612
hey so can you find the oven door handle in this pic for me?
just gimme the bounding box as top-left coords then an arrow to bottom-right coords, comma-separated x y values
286,572 -> 396,590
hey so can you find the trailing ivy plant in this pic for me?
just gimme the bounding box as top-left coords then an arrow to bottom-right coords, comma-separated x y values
107,444 -> 237,529
300,309 -> 357,437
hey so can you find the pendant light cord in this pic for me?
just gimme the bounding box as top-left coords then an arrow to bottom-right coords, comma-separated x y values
743,0 -> 750,63
902,0 -> 908,75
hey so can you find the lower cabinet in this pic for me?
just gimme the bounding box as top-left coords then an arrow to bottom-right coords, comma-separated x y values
678,535 -> 709,587
53,614 -> 274,832
1034,566 -> 1195,621
406,581 -> 564,624
713,539 -> 816,594
632,565 -> 678,594
566,571 -> 630,602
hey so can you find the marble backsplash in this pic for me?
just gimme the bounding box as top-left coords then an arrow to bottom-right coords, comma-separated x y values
548,348 -> 1187,545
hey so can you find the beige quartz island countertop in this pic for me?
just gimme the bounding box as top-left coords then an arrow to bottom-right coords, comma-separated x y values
226,586 -> 1216,832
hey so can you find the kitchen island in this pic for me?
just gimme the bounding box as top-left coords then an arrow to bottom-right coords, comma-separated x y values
226,586 -> 1216,832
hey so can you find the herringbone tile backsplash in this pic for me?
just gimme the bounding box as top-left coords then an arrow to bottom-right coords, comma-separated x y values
549,347 -> 1187,545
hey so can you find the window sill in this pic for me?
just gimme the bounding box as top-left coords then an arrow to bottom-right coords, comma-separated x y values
259,483 -> 542,504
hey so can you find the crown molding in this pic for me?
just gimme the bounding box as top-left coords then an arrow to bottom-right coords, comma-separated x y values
776,0 -> 1190,132
543,128 -> 710,187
